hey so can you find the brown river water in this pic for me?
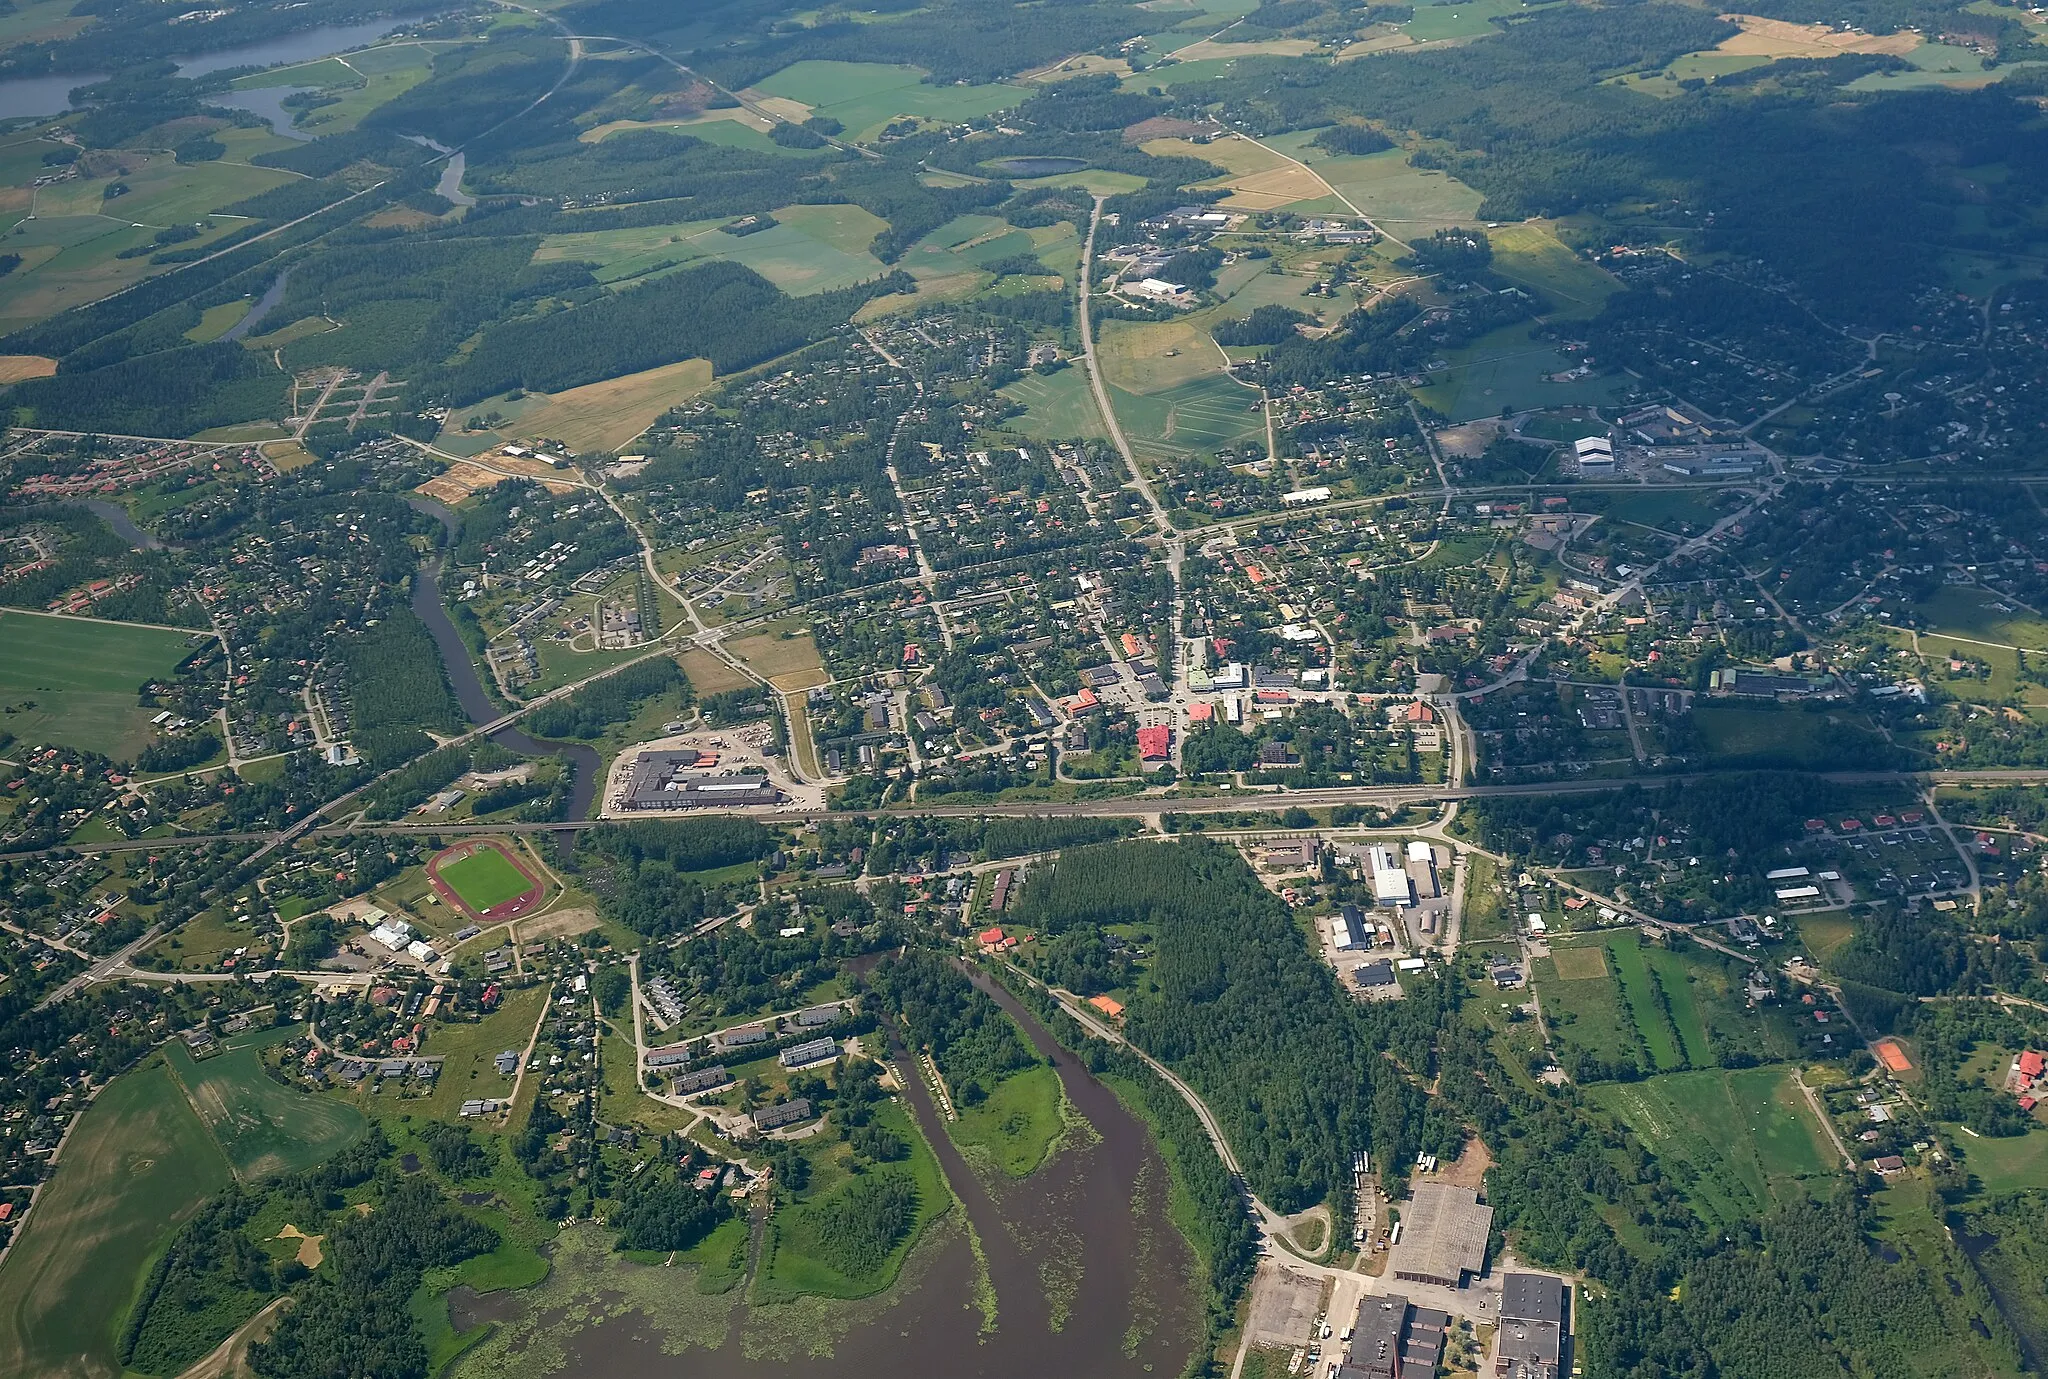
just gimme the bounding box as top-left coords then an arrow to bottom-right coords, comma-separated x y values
451,974 -> 1202,1379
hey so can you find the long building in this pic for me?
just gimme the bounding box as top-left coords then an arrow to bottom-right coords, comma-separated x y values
1391,1183 -> 1492,1288
1343,1293 -> 1449,1379
624,752 -> 781,810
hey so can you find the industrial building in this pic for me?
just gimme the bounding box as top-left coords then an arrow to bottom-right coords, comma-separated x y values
1572,436 -> 1614,473
1371,845 -> 1414,907
1495,1273 -> 1568,1379
624,752 -> 781,810
1391,1183 -> 1493,1288
1343,1293 -> 1449,1379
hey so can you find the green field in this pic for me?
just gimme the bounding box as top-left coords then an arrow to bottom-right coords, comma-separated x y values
1401,0 -> 1557,43
1606,934 -> 1685,1071
1485,223 -> 1622,320
1693,703 -> 1886,769
1533,941 -> 1641,1071
535,201 -> 895,297
1599,489 -> 1728,532
999,366 -> 1109,441
1411,322 -> 1635,422
1262,134 -> 1484,235
0,1061 -> 233,1378
164,1028 -> 367,1179
1589,1065 -> 1838,1227
0,610 -> 206,759
228,42 -> 435,138
1949,1123 -> 2048,1191
949,1063 -> 1064,1177
1912,585 -> 2048,650
758,1101 -> 950,1300
1644,946 -> 1712,1067
1112,376 -> 1268,464
751,60 -> 1025,142
436,844 -> 537,913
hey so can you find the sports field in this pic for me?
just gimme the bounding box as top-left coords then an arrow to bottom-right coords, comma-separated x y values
0,1062 -> 232,1379
1590,1065 -> 1838,1226
0,610 -> 206,759
433,842 -> 542,918
164,1029 -> 367,1179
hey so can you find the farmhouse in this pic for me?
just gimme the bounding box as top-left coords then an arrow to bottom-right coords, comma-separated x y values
1390,1183 -> 1493,1289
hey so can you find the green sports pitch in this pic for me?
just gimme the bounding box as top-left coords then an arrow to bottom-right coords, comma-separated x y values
433,842 -> 541,917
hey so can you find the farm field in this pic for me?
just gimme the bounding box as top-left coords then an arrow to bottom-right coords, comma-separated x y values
0,1061 -> 233,1379
728,627 -> 827,690
1693,703 -> 1887,769
1000,366 -> 1109,441
1402,0 -> 1552,41
0,610 -> 207,759
1532,940 -> 1641,1071
1911,585 -> 2048,650
749,61 -> 1025,142
435,842 -> 541,915
226,42 -> 436,137
1141,134 -> 1326,211
0,147 -> 297,334
1112,377 -> 1268,466
491,357 -> 713,454
1261,133 -> 1484,237
534,203 -> 894,296
164,1028 -> 368,1180
676,645 -> 757,695
1485,223 -> 1621,320
1605,934 -> 1685,1071
1589,1065 -> 1838,1227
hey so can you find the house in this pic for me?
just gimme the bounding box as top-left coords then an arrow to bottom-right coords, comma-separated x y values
2020,1050 -> 2045,1079
1087,994 -> 1125,1018
1870,1154 -> 1906,1176
1137,725 -> 1171,760
493,1049 -> 521,1075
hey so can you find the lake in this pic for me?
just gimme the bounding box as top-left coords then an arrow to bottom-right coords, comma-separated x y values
0,15 -> 421,118
208,86 -> 318,142
443,975 -> 1203,1379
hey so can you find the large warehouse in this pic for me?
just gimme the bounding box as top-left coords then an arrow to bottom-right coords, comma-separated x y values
1391,1183 -> 1493,1289
624,751 -> 781,810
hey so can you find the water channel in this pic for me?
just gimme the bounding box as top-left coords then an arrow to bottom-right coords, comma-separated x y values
403,495 -> 600,846
449,967 -> 1202,1379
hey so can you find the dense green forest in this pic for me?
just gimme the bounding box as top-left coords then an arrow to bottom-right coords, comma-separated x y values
338,609 -> 465,770
1008,838 -> 1453,1211
577,816 -> 778,936
868,949 -> 1039,1106
525,656 -> 687,739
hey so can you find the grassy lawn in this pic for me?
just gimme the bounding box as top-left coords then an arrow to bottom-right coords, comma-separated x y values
436,843 -> 538,913
1533,941 -> 1639,1069
1599,490 -> 1729,532
756,1100 -> 950,1301
1645,945 -> 1712,1067
1693,704 -> 1883,769
1461,853 -> 1510,940
1605,933 -> 1685,1071
1798,913 -> 1857,961
998,367 -> 1109,442
1589,1065 -> 1836,1227
1410,321 -> 1634,423
163,1027 -> 367,1180
949,1063 -> 1063,1177
1486,222 -> 1621,320
1951,1123 -> 2048,1191
0,1061 -> 233,1378
751,60 -> 1024,142
332,986 -> 545,1126
0,610 -> 207,760
1913,585 -> 2048,650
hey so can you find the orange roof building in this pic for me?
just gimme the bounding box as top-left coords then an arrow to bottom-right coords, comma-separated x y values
1087,995 -> 1125,1018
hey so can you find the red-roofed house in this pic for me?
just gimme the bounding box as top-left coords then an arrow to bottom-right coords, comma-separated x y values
1088,995 -> 1125,1019
2020,1050 -> 2045,1079
1137,725 -> 1171,760
1405,700 -> 1436,724
978,927 -> 1006,948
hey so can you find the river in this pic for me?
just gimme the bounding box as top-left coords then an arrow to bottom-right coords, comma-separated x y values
443,970 -> 1202,1379
402,496 -> 600,846
223,267 -> 290,342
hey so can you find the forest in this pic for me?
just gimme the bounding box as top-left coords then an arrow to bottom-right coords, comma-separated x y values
338,609 -> 465,770
868,949 -> 1038,1107
577,816 -> 778,936
524,655 -> 687,739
